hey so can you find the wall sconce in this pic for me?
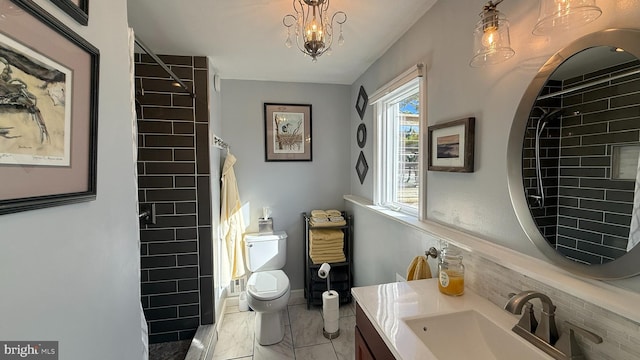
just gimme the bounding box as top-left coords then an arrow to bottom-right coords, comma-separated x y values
533,0 -> 602,35
470,0 -> 515,67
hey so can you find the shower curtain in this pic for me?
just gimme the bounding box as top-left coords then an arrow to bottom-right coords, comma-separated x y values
128,27 -> 149,360
221,152 -> 247,279
627,152 -> 640,252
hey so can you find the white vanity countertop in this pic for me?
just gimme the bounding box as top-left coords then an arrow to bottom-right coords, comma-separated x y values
351,279 -> 552,360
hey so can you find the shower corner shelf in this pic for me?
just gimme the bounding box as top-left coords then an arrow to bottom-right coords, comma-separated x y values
302,211 -> 354,309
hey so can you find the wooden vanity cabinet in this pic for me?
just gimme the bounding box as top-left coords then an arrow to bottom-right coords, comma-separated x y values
355,302 -> 396,360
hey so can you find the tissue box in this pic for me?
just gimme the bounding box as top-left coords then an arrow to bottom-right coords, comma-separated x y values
258,218 -> 273,234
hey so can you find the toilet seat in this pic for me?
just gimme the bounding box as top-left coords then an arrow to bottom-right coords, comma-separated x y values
247,270 -> 290,301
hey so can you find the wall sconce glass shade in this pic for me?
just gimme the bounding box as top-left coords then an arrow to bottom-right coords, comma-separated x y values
283,0 -> 347,62
470,6 -> 515,67
533,0 -> 602,35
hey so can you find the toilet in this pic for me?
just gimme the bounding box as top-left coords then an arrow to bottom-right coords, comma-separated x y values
244,231 -> 291,345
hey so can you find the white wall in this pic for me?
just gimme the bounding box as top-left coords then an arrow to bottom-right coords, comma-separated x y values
220,80 -> 350,290
0,1 -> 143,359
208,63 -> 225,324
349,0 -> 640,292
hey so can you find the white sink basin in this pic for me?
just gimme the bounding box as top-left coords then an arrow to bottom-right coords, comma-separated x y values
404,310 -> 545,360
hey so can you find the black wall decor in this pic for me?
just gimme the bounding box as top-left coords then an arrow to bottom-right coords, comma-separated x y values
357,123 -> 367,148
356,151 -> 368,184
355,85 -> 368,120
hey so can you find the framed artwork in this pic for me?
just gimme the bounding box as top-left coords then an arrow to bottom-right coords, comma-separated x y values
50,0 -> 89,26
355,85 -> 368,120
264,103 -> 312,161
428,117 -> 475,173
357,123 -> 366,148
0,0 -> 100,215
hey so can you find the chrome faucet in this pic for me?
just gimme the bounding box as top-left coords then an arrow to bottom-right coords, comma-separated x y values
505,291 -> 602,360
505,290 -> 558,344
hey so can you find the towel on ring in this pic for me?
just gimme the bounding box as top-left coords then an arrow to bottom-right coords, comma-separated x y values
406,255 -> 431,281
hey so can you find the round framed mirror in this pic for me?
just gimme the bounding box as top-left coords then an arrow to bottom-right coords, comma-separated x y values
508,28 -> 640,279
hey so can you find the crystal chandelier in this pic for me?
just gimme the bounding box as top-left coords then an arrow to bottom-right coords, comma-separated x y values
283,0 -> 347,62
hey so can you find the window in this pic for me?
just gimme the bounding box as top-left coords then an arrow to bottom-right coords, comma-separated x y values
372,65 -> 425,217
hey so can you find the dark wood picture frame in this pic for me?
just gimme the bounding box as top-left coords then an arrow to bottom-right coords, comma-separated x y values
355,85 -> 368,120
50,0 -> 88,25
428,117 -> 475,172
264,103 -> 312,161
0,0 -> 100,215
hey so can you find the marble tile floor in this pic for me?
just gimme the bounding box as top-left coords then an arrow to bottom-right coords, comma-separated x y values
212,298 -> 356,360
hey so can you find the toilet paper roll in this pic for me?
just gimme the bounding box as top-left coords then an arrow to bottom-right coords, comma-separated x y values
324,319 -> 339,334
318,263 -> 331,279
323,291 -> 340,324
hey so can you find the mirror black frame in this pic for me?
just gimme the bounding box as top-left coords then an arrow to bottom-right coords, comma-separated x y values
507,28 -> 640,279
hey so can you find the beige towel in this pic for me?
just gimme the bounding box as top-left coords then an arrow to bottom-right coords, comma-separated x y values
326,209 -> 342,217
311,210 -> 329,218
309,229 -> 344,241
310,219 -> 346,227
406,256 -> 431,281
310,254 -> 346,264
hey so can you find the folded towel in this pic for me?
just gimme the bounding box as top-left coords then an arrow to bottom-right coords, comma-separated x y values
309,229 -> 344,240
309,248 -> 344,255
329,216 -> 345,222
311,241 -> 343,249
406,255 -> 431,281
310,219 -> 346,227
311,217 -> 330,223
310,254 -> 346,264
326,209 -> 342,217
311,210 -> 328,218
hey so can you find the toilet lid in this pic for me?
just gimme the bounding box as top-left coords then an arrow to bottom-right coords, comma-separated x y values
247,270 -> 290,301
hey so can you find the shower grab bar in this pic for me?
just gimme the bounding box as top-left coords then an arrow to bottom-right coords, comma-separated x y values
134,35 -> 195,98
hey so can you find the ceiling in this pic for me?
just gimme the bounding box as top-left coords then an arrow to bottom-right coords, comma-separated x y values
127,0 -> 438,85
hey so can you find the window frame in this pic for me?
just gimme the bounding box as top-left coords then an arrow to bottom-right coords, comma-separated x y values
371,64 -> 426,220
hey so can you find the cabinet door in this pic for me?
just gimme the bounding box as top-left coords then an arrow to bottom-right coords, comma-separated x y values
355,326 -> 376,360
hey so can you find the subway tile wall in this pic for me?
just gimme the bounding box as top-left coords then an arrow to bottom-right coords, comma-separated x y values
555,60 -> 640,264
136,54 -> 213,343
523,60 -> 640,264
460,248 -> 640,360
523,81 -> 562,246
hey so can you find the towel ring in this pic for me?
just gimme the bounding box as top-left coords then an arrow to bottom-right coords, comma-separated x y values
425,247 -> 438,259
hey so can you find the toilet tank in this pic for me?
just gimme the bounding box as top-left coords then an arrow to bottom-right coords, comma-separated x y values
244,231 -> 287,272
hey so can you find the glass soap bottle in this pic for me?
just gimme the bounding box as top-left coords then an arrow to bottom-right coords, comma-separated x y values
438,247 -> 465,296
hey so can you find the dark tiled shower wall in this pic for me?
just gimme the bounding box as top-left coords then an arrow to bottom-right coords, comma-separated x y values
135,54 -> 214,343
555,60 -> 640,264
523,81 -> 562,245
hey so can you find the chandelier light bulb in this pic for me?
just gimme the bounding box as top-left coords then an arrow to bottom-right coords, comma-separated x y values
481,27 -> 500,48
